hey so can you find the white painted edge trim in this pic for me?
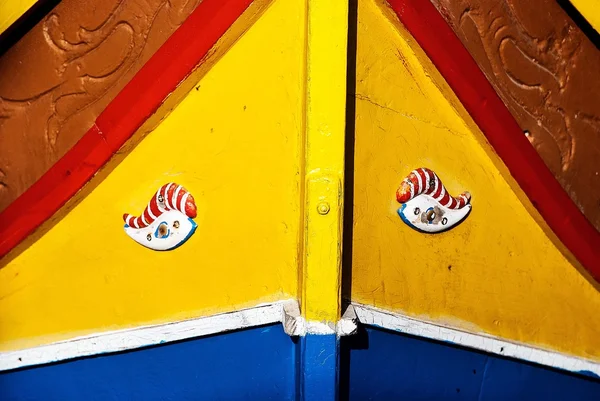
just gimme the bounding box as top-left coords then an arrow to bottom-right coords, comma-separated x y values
352,302 -> 600,377
282,300 -> 358,336
0,301 -> 287,372
0,299 -> 358,372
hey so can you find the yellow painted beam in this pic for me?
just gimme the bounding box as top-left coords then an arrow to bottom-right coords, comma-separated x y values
350,0 -> 600,361
569,0 -> 600,33
0,0 -> 38,36
300,0 -> 348,323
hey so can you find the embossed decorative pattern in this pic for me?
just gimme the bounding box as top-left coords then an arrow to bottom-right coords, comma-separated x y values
431,0 -> 600,231
0,0 -> 201,212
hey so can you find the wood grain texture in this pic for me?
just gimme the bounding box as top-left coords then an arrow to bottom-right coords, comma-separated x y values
0,0 -> 201,212
431,0 -> 600,231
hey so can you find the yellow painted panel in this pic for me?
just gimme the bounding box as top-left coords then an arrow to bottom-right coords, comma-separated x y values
0,0 -> 37,36
301,0 -> 347,323
0,0 -> 305,351
570,0 -> 600,33
351,0 -> 600,360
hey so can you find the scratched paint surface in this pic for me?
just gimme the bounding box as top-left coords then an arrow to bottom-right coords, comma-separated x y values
345,327 -> 600,400
350,0 -> 600,360
0,324 -> 296,401
301,0 -> 348,324
0,0 -> 305,351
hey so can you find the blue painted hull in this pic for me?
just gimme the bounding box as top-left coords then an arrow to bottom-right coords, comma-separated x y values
2,325 -> 599,400
0,325 -> 296,401
342,327 -> 600,401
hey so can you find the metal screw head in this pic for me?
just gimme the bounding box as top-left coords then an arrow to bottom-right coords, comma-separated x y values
317,202 -> 330,215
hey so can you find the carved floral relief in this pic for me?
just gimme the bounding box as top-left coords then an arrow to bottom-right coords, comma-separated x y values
431,0 -> 600,230
0,0 -> 201,211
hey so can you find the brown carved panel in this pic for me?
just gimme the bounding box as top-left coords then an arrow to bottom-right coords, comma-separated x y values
0,0 -> 201,212
431,0 -> 600,231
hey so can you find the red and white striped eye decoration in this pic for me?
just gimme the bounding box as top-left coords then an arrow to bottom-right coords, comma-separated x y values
122,183 -> 198,251
396,168 -> 472,233
123,183 -> 197,230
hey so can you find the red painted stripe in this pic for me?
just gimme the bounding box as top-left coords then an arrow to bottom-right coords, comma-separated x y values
387,0 -> 600,280
0,0 -> 254,259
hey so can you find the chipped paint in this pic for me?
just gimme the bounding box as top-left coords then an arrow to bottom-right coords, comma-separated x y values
351,0 -> 600,360
0,301 -> 287,372
0,0 -> 304,351
353,303 -> 600,377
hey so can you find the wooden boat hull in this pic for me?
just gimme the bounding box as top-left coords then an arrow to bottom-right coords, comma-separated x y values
1,0 -> 599,399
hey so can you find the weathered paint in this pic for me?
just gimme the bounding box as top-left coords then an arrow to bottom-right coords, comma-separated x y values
0,301 -> 287,372
122,183 -> 198,251
0,324 -> 296,401
0,0 -> 38,37
344,326 -> 600,401
301,0 -> 347,324
569,0 -> 600,33
298,334 -> 339,400
297,1 -> 348,397
396,167 -> 473,233
352,303 -> 600,377
350,0 -> 600,360
0,0 -> 305,351
0,0 -> 265,260
387,0 -> 600,282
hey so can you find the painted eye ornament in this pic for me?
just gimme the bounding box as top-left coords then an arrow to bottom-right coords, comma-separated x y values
123,183 -> 198,251
396,167 -> 471,233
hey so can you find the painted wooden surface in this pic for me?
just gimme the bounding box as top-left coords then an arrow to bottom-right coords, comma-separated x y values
387,0 -> 600,279
0,0 -> 263,260
0,0 -> 38,37
3,323 -> 597,401
0,0 -> 305,352
569,0 -> 600,33
0,324 -> 296,401
350,0 -> 600,361
301,0 -> 347,325
0,302 -> 287,371
343,327 -> 600,401
296,1 -> 348,396
353,303 -> 600,377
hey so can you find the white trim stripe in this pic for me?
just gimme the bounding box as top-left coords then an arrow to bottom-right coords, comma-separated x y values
172,185 -> 182,210
423,169 -> 430,192
180,192 -> 190,215
443,194 -> 453,208
147,201 -> 157,220
352,303 -> 600,377
404,179 -> 414,199
4,301 -> 598,377
0,302 -> 287,372
156,189 -> 167,214
412,170 -> 422,193
435,185 -> 446,202
432,173 -> 439,196
164,183 -> 174,209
